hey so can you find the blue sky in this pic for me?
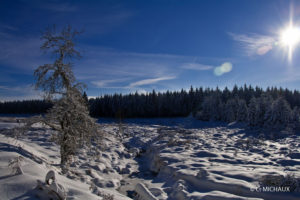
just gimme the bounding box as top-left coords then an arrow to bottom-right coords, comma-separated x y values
1,0 -> 300,100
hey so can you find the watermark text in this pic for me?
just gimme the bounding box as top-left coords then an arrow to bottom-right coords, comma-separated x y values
250,186 -> 290,192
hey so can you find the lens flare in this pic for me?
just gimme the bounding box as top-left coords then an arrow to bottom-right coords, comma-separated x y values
214,62 -> 232,76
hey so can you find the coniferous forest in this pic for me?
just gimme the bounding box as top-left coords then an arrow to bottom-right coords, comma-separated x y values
1,85 -> 300,129
0,99 -> 53,115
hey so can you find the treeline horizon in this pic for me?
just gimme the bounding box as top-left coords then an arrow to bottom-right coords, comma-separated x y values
1,84 -> 300,120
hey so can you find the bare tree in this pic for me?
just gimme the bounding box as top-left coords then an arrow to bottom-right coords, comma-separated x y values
34,25 -> 100,172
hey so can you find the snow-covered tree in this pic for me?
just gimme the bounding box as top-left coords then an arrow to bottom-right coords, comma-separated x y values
248,97 -> 259,126
34,25 -> 99,172
197,96 -> 211,121
225,98 -> 237,122
198,94 -> 223,121
257,94 -> 273,126
291,106 -> 300,129
264,97 -> 292,128
236,99 -> 248,122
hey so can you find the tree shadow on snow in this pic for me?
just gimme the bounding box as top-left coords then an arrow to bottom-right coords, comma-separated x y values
0,142 -> 43,164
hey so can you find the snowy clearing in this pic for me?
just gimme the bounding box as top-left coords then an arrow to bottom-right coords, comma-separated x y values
0,117 -> 300,200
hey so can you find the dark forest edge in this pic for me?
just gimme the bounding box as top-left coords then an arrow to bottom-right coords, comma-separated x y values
1,84 -> 300,131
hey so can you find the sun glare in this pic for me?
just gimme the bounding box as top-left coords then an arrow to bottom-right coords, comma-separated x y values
280,22 -> 300,61
281,26 -> 300,47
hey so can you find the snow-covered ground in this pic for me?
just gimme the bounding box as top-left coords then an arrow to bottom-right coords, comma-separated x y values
0,116 -> 300,199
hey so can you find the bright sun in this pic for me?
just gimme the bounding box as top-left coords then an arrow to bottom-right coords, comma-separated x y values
281,26 -> 300,47
280,24 -> 300,61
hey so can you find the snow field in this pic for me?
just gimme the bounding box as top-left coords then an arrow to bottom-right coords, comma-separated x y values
1,117 -> 300,200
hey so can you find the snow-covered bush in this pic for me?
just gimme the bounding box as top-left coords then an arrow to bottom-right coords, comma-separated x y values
89,182 -> 115,200
102,193 -> 115,200
8,156 -> 24,175
259,173 -> 300,192
236,137 -> 265,150
36,170 -> 66,200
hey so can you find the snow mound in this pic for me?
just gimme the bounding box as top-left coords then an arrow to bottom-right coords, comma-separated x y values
120,118 -> 300,200
0,120 -> 131,200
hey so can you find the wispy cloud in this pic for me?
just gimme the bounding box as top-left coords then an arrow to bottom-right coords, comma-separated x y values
180,63 -> 213,70
0,23 -> 18,39
77,46 -> 223,81
229,32 -> 276,56
75,47 -> 184,88
0,23 -> 18,31
91,78 -> 130,88
0,85 -> 35,93
0,30 -> 229,99
181,61 -> 233,76
129,76 -> 176,88
0,11 -> 133,72
0,35 -> 46,71
74,47 -> 233,90
0,84 -> 42,101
